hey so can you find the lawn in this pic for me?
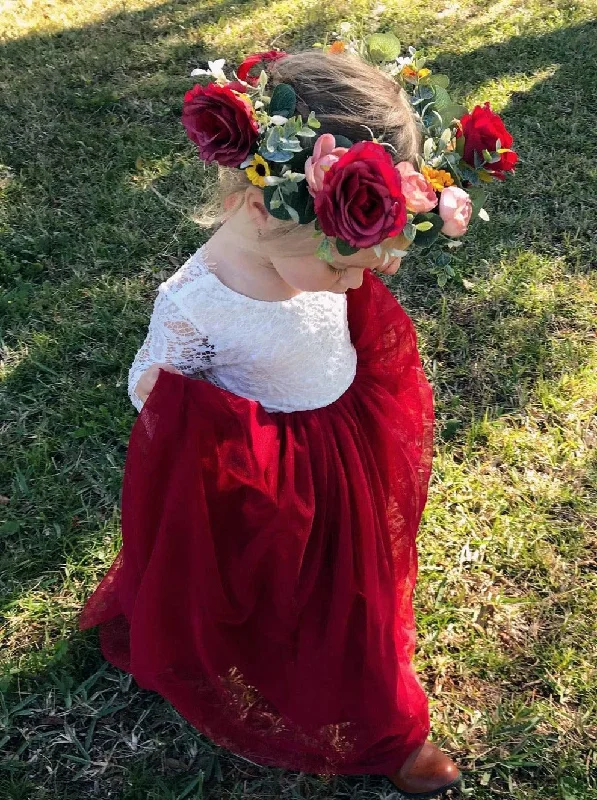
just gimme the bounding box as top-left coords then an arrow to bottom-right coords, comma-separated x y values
1,0 -> 596,798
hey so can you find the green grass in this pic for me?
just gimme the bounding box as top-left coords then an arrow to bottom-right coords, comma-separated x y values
1,0 -> 596,797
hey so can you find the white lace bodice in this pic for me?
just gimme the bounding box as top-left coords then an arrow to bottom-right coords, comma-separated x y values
128,245 -> 358,413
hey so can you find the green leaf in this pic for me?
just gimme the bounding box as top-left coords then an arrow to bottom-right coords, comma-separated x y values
263,185 -> 291,220
266,127 -> 281,152
335,238 -> 359,256
439,103 -> 468,127
402,222 -> 417,241
431,74 -> 450,89
269,83 -> 297,118
259,147 -> 294,163
307,112 -> 321,129
432,85 -> 452,110
294,181 -> 316,224
316,236 -> 334,263
465,186 -> 487,216
365,32 -> 402,63
411,212 -> 443,247
284,203 -> 300,223
415,221 -> 434,232
440,418 -> 461,441
333,134 -> 353,149
434,250 -> 452,267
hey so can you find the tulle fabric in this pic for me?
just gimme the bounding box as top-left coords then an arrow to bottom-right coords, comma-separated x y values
80,271 -> 435,775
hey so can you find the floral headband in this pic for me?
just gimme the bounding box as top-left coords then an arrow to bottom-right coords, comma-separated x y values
182,30 -> 518,283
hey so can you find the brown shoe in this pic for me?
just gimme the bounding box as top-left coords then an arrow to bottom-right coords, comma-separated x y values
386,741 -> 462,799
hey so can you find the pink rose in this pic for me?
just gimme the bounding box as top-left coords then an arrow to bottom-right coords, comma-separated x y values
396,161 -> 438,213
304,134 -> 349,196
438,186 -> 473,237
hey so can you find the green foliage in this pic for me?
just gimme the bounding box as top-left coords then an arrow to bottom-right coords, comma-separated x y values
365,32 -> 402,63
268,82 -> 297,118
335,238 -> 359,256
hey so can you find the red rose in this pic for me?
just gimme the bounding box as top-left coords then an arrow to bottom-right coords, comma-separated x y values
457,102 -> 518,180
314,141 -> 407,249
237,50 -> 287,86
181,83 -> 259,167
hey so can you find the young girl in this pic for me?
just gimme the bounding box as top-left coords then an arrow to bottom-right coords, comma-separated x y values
80,49 -> 463,797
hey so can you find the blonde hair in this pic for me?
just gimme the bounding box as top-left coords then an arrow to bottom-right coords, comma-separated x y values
196,50 -> 422,252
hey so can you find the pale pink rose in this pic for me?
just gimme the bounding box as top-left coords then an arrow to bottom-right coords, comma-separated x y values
304,134 -> 349,196
395,161 -> 437,213
439,185 -> 473,237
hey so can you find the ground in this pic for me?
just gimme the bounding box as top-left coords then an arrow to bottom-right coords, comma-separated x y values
0,0 -> 596,798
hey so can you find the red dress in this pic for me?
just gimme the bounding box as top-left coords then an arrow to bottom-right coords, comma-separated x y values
80,270 -> 435,775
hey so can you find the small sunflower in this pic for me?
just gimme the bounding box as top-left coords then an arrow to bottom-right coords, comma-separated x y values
422,165 -> 454,192
245,154 -> 270,187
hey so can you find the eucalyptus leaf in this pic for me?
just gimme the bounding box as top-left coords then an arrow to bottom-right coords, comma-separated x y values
284,203 -> 300,223
263,185 -> 290,219
260,148 -> 294,163
266,128 -> 281,152
402,222 -> 417,241
423,138 -> 435,160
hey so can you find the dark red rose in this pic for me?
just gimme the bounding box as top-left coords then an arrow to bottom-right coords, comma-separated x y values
457,102 -> 518,180
181,83 -> 259,167
237,50 -> 287,86
314,141 -> 407,249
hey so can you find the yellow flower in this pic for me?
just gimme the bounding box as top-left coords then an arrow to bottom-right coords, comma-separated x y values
422,165 -> 454,192
401,65 -> 419,81
245,154 -> 270,188
401,65 -> 431,82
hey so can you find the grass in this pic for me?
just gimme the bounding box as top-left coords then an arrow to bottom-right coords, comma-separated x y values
1,0 -> 596,797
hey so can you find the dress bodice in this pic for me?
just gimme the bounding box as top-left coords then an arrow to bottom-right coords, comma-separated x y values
128,245 -> 358,413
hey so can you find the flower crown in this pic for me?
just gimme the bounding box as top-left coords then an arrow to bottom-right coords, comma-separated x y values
182,31 -> 518,283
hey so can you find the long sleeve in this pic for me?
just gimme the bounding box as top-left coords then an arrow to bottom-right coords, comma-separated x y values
128,288 -> 217,412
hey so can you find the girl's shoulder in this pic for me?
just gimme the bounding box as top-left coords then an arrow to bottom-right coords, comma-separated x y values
158,246 -> 212,303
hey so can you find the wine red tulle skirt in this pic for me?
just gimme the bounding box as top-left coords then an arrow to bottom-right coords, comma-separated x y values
80,271 -> 435,775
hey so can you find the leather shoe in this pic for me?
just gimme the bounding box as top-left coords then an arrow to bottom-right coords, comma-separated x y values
386,741 -> 462,798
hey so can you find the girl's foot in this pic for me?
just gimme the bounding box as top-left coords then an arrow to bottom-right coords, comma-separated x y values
386,741 -> 461,798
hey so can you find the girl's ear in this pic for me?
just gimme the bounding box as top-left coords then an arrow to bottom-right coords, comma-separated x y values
244,185 -> 269,229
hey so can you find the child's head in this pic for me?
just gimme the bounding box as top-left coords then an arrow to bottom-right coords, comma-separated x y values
209,50 -> 422,288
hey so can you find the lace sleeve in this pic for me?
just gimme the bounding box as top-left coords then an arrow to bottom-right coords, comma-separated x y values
127,289 -> 216,411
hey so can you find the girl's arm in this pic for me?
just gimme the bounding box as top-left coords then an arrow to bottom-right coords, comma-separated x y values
128,289 -> 215,411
